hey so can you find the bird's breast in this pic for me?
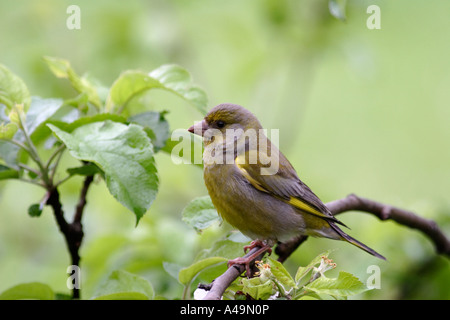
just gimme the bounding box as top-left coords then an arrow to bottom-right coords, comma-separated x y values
203,162 -> 306,242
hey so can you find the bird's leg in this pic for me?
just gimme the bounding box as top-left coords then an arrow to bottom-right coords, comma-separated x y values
227,241 -> 273,277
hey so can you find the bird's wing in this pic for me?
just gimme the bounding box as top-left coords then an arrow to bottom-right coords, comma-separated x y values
235,149 -> 346,226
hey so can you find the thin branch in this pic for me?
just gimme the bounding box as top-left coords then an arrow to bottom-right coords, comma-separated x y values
45,144 -> 66,171
50,147 -> 66,182
202,247 -> 266,300
202,193 -> 450,300
46,175 -> 94,299
276,194 -> 450,262
16,177 -> 45,187
73,175 -> 94,224
18,163 -> 40,177
47,188 -> 69,235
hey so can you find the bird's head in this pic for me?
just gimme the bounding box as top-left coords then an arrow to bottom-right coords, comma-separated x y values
188,103 -> 263,146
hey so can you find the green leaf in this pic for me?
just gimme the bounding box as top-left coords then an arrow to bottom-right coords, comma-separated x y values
0,282 -> 54,300
241,277 -> 274,300
163,262 -> 184,282
92,270 -> 154,300
195,239 -> 246,261
0,64 -> 31,112
105,70 -> 161,113
128,111 -> 170,151
295,250 -> 331,284
0,140 -> 20,170
25,96 -> 63,135
47,120 -> 158,224
106,65 -> 207,114
267,258 -> 296,289
34,113 -> 127,147
43,56 -> 101,109
94,292 -> 149,300
0,164 -> 19,180
181,196 -> 220,233
0,122 -> 18,139
28,204 -> 43,218
178,257 -> 227,286
149,64 -> 208,115
67,162 -> 102,177
304,271 -> 368,298
329,0 -> 347,21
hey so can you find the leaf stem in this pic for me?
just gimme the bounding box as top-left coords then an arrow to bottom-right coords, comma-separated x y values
15,110 -> 51,187
45,144 -> 66,171
17,177 -> 45,187
18,163 -> 40,177
49,146 -> 66,182
0,138 -> 31,153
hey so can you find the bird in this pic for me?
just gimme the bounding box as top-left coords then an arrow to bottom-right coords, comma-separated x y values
188,103 -> 385,276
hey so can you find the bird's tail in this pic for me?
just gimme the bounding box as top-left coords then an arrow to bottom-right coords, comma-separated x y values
330,223 -> 386,260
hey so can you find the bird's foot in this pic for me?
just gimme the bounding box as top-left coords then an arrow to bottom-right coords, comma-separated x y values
243,240 -> 272,255
228,242 -> 273,277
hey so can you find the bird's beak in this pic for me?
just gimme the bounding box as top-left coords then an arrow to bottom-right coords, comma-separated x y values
188,119 -> 208,136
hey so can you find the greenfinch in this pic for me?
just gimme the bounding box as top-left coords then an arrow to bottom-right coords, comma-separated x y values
188,103 -> 385,274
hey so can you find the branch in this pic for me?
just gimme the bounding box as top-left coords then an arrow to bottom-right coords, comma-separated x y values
46,175 -> 94,299
202,193 -> 450,300
276,194 -> 450,262
73,175 -> 94,224
202,247 -> 266,300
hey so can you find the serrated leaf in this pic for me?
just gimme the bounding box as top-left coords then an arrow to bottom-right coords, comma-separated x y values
0,282 -> 54,300
0,64 -> 31,112
106,65 -> 207,114
30,113 -> 125,151
47,120 -> 158,224
149,64 -> 208,115
47,113 -> 127,134
181,196 -> 219,233
25,96 -> 63,135
92,270 -> 154,300
105,70 -> 161,113
241,277 -> 274,300
268,257 -> 296,289
128,111 -> 170,151
195,239 -> 245,261
67,162 -> 102,177
43,56 -> 101,109
304,271 -> 368,297
295,250 -> 332,284
178,257 -> 227,286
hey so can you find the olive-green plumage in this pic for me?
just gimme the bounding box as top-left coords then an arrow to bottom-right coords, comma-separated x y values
189,103 -> 385,260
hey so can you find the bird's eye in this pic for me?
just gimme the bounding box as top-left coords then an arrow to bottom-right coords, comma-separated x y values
216,120 -> 225,128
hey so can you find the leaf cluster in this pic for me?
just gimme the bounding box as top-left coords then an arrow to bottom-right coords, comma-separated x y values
0,57 -> 207,223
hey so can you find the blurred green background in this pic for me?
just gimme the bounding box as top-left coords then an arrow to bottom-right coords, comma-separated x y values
0,0 -> 449,299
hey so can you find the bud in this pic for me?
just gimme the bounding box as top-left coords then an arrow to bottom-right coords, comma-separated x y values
0,122 -> 18,139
